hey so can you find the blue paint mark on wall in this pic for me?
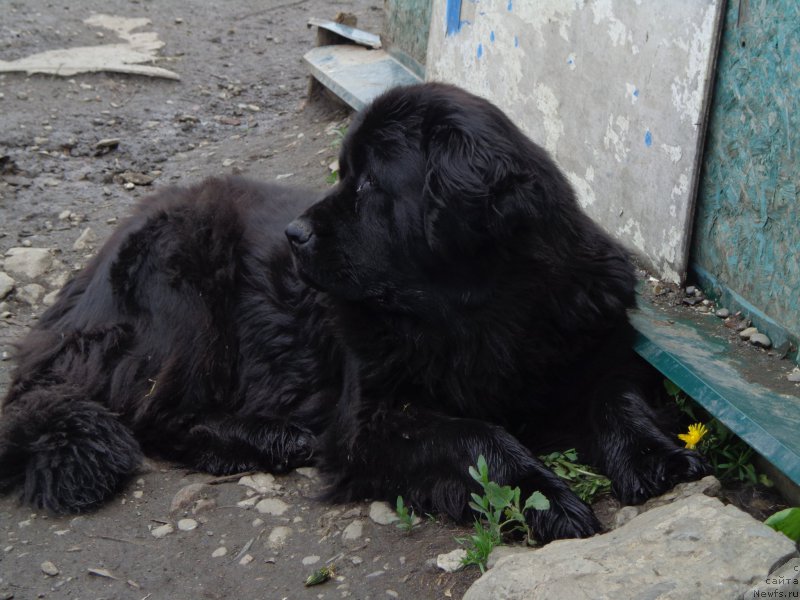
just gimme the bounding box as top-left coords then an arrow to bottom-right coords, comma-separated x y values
513,35 -> 519,48
644,129 -> 652,147
567,56 -> 574,66
507,0 -> 513,11
477,43 -> 483,59
446,0 -> 462,36
633,88 -> 639,98
490,30 -> 495,43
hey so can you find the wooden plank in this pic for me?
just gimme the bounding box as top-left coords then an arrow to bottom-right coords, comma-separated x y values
304,45 -> 422,111
631,299 -> 800,486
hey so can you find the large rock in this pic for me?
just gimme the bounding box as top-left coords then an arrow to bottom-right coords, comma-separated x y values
464,495 -> 797,600
3,247 -> 53,279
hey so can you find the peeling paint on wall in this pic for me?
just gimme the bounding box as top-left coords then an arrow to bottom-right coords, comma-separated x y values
426,0 -> 723,283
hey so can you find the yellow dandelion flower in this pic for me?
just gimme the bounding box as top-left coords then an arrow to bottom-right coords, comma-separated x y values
678,423 -> 709,450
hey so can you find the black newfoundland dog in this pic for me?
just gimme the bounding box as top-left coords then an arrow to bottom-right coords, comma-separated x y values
0,83 -> 706,543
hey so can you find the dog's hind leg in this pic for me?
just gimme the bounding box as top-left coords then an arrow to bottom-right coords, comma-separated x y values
181,416 -> 315,476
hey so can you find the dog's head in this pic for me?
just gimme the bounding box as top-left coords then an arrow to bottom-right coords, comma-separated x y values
286,83 -> 579,314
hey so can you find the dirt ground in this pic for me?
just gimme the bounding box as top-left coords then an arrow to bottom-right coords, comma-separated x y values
0,1 -> 794,599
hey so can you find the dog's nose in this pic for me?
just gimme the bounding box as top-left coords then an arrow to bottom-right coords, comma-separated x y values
285,219 -> 313,245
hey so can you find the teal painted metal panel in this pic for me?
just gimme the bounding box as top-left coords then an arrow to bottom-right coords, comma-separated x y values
691,0 -> 800,347
630,300 -> 800,486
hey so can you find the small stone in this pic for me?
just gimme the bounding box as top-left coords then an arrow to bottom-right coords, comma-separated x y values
368,501 -> 399,525
749,333 -> 772,349
41,561 -> 59,576
0,272 -> 14,299
94,138 -> 120,150
275,173 -> 293,180
267,526 -> 292,547
239,554 -> 254,565
295,467 -> 319,479
342,519 -> 364,541
739,326 -> 758,340
72,227 -> 96,250
685,285 -> 696,296
350,556 -> 363,565
788,369 -> 800,383
58,210 -> 72,221
3,247 -> 53,279
17,283 -> 45,305
170,483 -> 208,514
386,591 -> 399,598
222,158 -> 235,167
255,498 -> 289,516
193,498 -> 216,513
151,523 -> 174,538
613,505 -> 642,528
42,290 -> 59,307
133,490 -> 144,499
177,518 -> 198,531
252,518 -> 264,527
715,308 -> 730,318
123,182 -> 135,190
302,555 -> 320,566
238,473 -> 280,494
211,546 -> 228,558
436,548 -> 466,573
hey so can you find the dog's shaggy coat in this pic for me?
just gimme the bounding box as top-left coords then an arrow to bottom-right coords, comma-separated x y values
0,83 -> 706,542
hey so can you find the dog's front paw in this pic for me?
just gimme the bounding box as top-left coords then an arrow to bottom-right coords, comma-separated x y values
612,448 -> 709,505
527,489 -> 602,544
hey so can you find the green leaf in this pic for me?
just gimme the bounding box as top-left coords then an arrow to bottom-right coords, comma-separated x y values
764,507 -> 800,542
523,491 -> 550,511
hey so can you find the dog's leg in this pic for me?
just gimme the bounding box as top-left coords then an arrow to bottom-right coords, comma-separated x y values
182,416 -> 315,476
318,354 -> 600,543
584,378 -> 709,505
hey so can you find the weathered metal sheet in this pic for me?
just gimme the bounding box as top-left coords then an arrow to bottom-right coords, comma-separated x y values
304,45 -> 422,111
631,299 -> 800,486
690,0 -> 800,341
426,0 -> 724,283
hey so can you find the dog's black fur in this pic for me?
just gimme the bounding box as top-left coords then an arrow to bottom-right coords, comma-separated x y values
0,83 -> 706,542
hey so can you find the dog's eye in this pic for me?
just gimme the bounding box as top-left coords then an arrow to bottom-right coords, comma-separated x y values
356,177 -> 374,194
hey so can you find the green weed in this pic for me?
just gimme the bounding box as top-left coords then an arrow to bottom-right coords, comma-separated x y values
665,380 -> 772,487
539,449 -> 611,503
457,455 -> 549,572
394,495 -> 417,534
765,507 -> 800,542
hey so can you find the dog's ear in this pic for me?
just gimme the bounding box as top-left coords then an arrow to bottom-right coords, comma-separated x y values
422,119 -> 532,255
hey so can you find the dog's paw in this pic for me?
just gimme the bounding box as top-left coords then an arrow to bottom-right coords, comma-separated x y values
527,489 -> 603,544
612,448 -> 709,505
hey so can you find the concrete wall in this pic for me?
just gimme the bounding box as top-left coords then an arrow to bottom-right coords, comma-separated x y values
691,0 -> 800,342
426,0 -> 724,283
